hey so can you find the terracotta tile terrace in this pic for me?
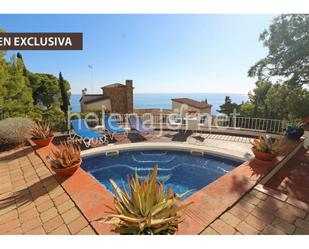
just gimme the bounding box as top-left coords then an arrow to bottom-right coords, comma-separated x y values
202,146 -> 309,235
0,131 -> 308,235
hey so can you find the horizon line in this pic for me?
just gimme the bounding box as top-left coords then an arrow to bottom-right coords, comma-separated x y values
71,91 -> 249,95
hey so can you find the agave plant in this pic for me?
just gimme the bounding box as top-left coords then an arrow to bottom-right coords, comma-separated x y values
104,165 -> 192,235
48,142 -> 81,169
251,136 -> 282,154
30,121 -> 53,140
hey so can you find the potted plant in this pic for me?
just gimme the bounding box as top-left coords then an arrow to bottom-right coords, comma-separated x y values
103,165 -> 192,235
48,142 -> 82,176
285,119 -> 304,140
251,136 -> 282,161
30,121 -> 54,147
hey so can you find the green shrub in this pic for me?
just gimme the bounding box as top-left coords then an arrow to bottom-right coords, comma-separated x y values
0,117 -> 34,146
42,107 -> 66,132
286,118 -> 304,129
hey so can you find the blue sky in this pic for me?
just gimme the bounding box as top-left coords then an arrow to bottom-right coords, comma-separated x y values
1,14 -> 275,94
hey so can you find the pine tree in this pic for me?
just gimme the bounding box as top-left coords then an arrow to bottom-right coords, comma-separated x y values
3,55 -> 34,117
201,98 -> 208,104
16,52 -> 28,76
59,72 -> 69,114
217,96 -> 239,115
0,52 -> 9,118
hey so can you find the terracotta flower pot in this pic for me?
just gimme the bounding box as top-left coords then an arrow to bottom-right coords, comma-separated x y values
32,135 -> 54,147
51,160 -> 82,176
251,147 -> 276,161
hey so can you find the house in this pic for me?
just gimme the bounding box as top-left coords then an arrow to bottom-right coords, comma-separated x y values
80,80 -> 134,114
171,98 -> 212,114
134,108 -> 173,116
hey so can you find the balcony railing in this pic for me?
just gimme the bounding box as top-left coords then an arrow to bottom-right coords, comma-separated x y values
113,114 -> 286,134
0,110 -> 287,135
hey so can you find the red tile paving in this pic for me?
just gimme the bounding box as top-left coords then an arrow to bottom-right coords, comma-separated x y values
177,138 -> 302,234
265,147 -> 309,203
202,188 -> 309,235
202,144 -> 309,235
0,146 -> 96,235
0,133 -> 307,235
59,136 -> 302,234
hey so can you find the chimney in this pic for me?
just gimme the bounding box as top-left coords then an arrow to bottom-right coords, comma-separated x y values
82,88 -> 87,96
125,79 -> 133,88
125,80 -> 134,113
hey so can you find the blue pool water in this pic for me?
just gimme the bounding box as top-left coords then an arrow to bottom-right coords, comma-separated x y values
82,150 -> 242,199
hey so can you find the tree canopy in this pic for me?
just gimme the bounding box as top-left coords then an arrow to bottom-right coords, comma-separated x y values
0,54 -> 33,117
217,96 -> 239,115
246,14 -> 309,120
248,15 -> 309,87
0,50 -> 71,128
28,72 -> 70,108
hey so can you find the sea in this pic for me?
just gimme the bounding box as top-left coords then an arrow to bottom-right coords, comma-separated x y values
70,93 -> 248,115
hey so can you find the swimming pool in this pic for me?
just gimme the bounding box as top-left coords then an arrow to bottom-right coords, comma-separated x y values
82,149 -> 242,199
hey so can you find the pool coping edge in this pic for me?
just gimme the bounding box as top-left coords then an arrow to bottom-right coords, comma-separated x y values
31,138 -> 303,235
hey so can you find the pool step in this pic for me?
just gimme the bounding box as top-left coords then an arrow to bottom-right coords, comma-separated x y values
140,152 -> 168,156
190,150 -> 204,156
131,154 -> 175,163
105,150 -> 119,157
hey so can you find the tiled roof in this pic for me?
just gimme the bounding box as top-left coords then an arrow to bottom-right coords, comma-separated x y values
101,83 -> 126,89
80,94 -> 110,104
171,98 -> 212,109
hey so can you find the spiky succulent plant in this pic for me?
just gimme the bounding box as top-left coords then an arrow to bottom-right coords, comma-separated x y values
48,142 -> 81,169
30,121 -> 53,140
251,136 -> 282,154
104,165 -> 192,235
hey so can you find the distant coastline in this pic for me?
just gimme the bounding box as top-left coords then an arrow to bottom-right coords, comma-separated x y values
70,93 -> 248,115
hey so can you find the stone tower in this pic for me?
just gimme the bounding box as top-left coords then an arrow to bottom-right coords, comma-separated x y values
125,80 -> 134,113
100,80 -> 134,114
